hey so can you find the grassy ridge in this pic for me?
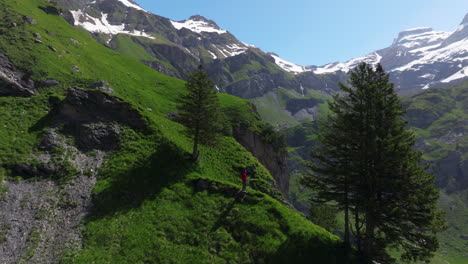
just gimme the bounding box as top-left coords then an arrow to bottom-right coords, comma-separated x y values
0,0 -> 344,262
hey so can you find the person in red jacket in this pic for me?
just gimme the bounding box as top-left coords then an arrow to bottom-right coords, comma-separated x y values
241,169 -> 248,192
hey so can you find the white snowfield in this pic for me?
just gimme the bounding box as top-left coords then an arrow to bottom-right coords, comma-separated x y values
70,10 -> 155,40
271,54 -> 306,74
116,0 -> 148,12
311,26 -> 468,86
314,52 -> 382,74
170,19 -> 227,34
392,37 -> 468,72
395,30 -> 450,49
440,66 -> 468,83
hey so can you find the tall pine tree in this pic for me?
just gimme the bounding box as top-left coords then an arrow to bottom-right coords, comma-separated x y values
302,63 -> 445,263
177,65 -> 222,161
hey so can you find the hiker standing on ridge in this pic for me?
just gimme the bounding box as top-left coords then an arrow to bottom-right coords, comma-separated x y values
241,168 -> 248,192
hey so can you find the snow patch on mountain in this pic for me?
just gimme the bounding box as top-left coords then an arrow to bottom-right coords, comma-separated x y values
314,52 -> 382,74
116,0 -> 148,12
271,54 -> 306,74
70,10 -> 155,39
440,66 -> 468,83
392,37 -> 468,72
207,50 -> 217,59
171,19 -> 227,34
209,43 -> 249,58
394,30 -> 450,49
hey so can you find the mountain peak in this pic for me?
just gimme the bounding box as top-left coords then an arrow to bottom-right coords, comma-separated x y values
171,15 -> 226,34
186,15 -> 221,29
396,27 -> 433,40
461,13 -> 468,25
115,0 -> 148,12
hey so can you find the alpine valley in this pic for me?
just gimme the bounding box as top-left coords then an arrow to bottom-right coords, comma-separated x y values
0,0 -> 466,263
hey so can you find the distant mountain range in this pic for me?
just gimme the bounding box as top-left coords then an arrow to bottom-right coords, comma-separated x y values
57,0 -> 468,123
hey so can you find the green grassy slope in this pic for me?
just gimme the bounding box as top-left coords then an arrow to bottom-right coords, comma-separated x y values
0,0 -> 344,263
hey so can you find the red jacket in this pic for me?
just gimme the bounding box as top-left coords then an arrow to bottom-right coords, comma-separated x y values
241,171 -> 247,182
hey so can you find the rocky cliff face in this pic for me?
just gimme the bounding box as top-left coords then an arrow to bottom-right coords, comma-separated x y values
0,87 -> 149,264
233,125 -> 289,198
0,53 -> 35,97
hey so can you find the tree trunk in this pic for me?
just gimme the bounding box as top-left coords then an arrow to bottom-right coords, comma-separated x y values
192,124 -> 200,161
344,175 -> 351,263
363,212 -> 375,264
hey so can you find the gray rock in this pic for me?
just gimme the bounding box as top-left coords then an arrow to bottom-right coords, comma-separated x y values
39,129 -> 67,151
34,39 -> 44,44
87,80 -> 115,94
33,32 -> 41,38
55,88 -> 147,132
430,151 -> 468,192
39,5 -> 62,15
0,53 -> 36,97
234,124 -> 289,198
38,79 -> 59,87
75,122 -> 122,151
72,65 -> 79,72
70,38 -> 80,45
45,30 -> 54,36
0,174 -> 96,264
23,16 -> 37,24
48,45 -> 57,52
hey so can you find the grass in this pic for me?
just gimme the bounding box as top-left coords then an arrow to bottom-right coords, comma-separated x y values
0,0 -> 345,263
251,91 -> 299,126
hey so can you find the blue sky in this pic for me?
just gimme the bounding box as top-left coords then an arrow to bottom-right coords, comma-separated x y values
135,0 -> 468,66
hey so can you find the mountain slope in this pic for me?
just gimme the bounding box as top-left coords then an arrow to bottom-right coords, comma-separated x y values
313,16 -> 468,93
0,0 -> 345,263
55,0 -> 467,127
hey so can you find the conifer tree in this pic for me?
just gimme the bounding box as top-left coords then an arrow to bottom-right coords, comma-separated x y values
177,65 -> 222,161
302,63 -> 445,263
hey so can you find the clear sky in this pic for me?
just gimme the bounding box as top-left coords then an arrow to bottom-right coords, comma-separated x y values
135,0 -> 468,66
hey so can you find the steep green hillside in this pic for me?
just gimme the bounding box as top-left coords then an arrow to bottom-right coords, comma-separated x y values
0,0 -> 345,263
404,82 -> 468,264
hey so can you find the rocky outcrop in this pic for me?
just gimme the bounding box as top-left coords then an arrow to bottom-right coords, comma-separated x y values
286,98 -> 323,115
1,87 -> 150,263
430,151 -> 468,192
142,60 -> 182,79
0,53 -> 35,97
87,80 -> 115,94
234,125 -> 289,198
39,5 -> 62,15
55,87 -> 147,131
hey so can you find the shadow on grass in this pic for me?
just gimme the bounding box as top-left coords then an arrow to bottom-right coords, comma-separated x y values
210,191 -> 246,233
267,233 -> 348,264
89,139 -> 197,219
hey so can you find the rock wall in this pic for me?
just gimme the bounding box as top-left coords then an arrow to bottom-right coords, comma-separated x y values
0,53 -> 35,97
430,151 -> 468,193
234,125 -> 289,198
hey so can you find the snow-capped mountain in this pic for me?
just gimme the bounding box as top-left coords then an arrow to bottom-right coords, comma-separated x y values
63,0 -> 255,59
310,16 -> 468,92
57,0 -> 467,99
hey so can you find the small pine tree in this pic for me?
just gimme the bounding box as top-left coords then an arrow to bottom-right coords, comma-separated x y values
302,63 -> 446,263
177,65 -> 222,161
